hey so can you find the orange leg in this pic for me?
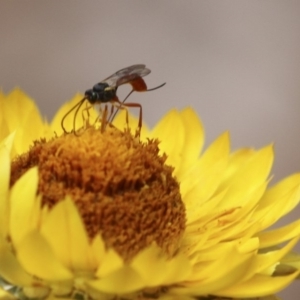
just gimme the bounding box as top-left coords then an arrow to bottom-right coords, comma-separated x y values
110,101 -> 130,130
100,104 -> 109,133
123,102 -> 143,137
108,104 -> 115,125
111,100 -> 142,137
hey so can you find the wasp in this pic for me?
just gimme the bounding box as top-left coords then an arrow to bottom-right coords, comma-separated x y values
61,64 -> 165,135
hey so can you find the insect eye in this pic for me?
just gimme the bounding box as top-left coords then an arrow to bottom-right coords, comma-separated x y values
85,89 -> 98,103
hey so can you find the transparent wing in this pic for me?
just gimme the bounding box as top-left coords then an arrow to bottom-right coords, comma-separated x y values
101,64 -> 151,87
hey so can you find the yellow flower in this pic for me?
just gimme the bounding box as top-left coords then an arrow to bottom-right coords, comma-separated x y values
0,88 -> 300,300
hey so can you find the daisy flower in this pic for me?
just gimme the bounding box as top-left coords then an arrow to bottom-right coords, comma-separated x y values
0,88 -> 300,300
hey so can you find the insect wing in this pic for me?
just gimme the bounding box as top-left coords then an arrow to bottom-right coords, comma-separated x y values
101,64 -> 151,88
115,64 -> 147,76
116,65 -> 150,86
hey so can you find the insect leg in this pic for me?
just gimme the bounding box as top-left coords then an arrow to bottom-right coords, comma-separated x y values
109,82 -> 166,124
100,104 -> 109,133
108,89 -> 135,124
108,104 -> 115,125
122,102 -> 143,137
110,100 -> 131,131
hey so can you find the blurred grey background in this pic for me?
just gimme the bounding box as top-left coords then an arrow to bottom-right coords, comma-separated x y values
0,1 -> 300,297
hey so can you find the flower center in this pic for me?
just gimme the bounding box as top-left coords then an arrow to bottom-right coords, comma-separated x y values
10,126 -> 186,260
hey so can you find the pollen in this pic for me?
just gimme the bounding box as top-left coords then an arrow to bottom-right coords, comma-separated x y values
10,127 -> 186,260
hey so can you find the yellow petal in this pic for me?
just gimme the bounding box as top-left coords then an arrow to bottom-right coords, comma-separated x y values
41,197 -> 93,271
95,249 -> 124,278
2,89 -> 42,130
22,286 -> 51,300
0,132 -> 15,152
217,145 -> 273,208
0,121 -> 10,150
0,287 -> 14,299
2,89 -> 48,154
159,295 -> 195,300
0,243 -> 33,286
242,237 -> 299,281
187,238 -> 257,266
131,244 -> 192,286
9,168 -> 40,245
46,294 -> 73,300
186,189 -> 227,225
258,173 -> 300,210
177,108 -> 204,176
254,184 -> 300,231
0,133 -> 15,238
258,218 -> 300,248
214,272 -> 299,298
13,117 -> 50,155
171,246 -> 254,295
87,266 -> 145,294
277,251 -> 300,273
150,109 -> 185,173
209,182 -> 268,241
256,173 -> 300,226
91,235 -> 106,266
181,132 -> 229,204
219,147 -> 256,187
188,242 -> 254,282
17,230 -> 73,281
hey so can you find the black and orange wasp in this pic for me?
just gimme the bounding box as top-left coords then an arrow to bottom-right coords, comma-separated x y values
61,64 -> 165,135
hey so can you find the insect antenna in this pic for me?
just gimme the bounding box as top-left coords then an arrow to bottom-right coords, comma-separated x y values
61,97 -> 86,134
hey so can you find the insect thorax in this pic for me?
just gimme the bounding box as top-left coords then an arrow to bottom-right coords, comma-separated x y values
85,82 -> 116,104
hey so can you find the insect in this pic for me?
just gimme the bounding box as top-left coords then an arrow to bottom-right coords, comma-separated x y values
61,64 -> 166,135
